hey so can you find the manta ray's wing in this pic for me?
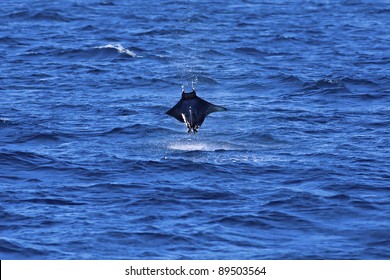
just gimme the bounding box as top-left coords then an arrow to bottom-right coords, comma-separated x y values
166,99 -> 186,123
194,96 -> 227,127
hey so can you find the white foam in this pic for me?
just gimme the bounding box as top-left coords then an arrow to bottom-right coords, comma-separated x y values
166,142 -> 285,165
95,44 -> 137,57
216,155 -> 283,164
168,141 -> 233,152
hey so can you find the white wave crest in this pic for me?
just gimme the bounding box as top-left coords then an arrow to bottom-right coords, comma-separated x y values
95,44 -> 137,57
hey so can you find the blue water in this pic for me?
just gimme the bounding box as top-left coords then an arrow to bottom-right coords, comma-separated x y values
1,0 -> 390,259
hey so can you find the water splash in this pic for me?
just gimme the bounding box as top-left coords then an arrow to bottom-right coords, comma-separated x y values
167,138 -> 235,152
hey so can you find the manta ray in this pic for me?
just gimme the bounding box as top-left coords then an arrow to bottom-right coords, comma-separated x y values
166,87 -> 227,133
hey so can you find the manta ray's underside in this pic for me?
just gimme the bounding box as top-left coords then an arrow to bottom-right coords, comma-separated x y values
166,87 -> 227,133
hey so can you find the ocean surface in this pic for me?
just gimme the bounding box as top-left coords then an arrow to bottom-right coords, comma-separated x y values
1,0 -> 390,259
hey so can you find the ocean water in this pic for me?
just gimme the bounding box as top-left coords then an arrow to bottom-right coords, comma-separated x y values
1,0 -> 390,259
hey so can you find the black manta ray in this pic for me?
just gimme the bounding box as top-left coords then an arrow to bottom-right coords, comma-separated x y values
166,86 -> 227,133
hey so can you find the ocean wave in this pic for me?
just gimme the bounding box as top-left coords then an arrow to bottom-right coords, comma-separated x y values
202,49 -> 227,57
234,47 -> 268,56
6,9 -> 72,22
235,132 -> 288,145
0,238 -> 44,258
94,44 -> 137,57
21,44 -> 138,61
100,125 -> 143,136
215,155 -> 285,165
0,117 -> 11,124
31,10 -> 71,22
59,44 -> 138,60
0,36 -> 23,45
272,35 -> 301,42
98,1 -> 116,6
0,207 -> 29,222
174,187 -> 237,201
268,73 -> 304,85
231,82 -> 264,90
15,132 -> 61,144
21,198 -> 85,206
99,124 -> 172,137
193,75 -> 219,85
305,77 -> 379,89
6,11 -> 30,19
304,78 -> 346,89
134,28 -> 190,36
301,76 -> 385,99
215,215 -> 272,229
0,151 -> 54,169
